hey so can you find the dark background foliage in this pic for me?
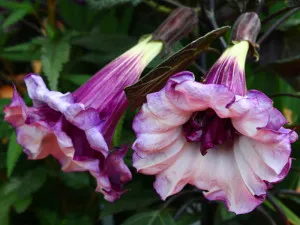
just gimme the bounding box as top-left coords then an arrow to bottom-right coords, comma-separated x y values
0,0 -> 299,224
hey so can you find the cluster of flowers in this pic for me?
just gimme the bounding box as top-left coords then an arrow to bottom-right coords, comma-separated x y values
4,10 -> 298,214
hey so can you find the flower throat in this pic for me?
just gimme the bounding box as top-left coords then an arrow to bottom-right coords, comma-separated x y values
183,41 -> 249,154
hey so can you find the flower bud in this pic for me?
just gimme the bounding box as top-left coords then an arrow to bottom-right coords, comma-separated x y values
152,7 -> 198,48
230,12 -> 261,45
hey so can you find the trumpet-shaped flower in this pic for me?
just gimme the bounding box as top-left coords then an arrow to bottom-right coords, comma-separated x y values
4,36 -> 163,201
132,39 -> 298,214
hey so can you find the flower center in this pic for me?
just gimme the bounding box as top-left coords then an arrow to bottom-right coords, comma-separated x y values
183,109 -> 238,155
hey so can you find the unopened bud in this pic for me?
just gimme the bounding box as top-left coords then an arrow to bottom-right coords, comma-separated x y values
230,12 -> 261,45
152,7 -> 198,48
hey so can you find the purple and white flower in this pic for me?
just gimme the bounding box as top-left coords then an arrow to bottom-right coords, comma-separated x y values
4,36 -> 163,201
132,39 -> 298,214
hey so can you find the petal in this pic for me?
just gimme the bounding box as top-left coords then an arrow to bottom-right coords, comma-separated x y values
133,128 -> 182,154
92,146 -> 132,202
133,135 -> 186,175
190,141 -> 265,214
229,90 -> 283,138
153,143 -> 197,199
237,131 -> 293,177
4,87 -> 27,127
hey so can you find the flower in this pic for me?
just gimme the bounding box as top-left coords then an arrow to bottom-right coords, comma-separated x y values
4,36 -> 163,201
132,40 -> 298,213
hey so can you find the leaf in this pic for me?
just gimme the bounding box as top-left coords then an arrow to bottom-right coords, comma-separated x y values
86,0 -> 142,9
72,34 -> 136,52
125,26 -> 230,109
59,172 -> 90,189
0,51 -> 40,61
120,211 -> 176,225
13,196 -> 32,213
99,181 -> 159,218
36,209 -> 60,225
41,36 -> 71,90
264,198 -> 300,225
6,132 -> 23,177
3,8 -> 32,29
58,0 -> 98,31
62,74 -> 91,86
112,112 -> 126,146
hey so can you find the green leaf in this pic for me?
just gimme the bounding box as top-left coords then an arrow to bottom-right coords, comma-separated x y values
274,198 -> 300,225
0,51 -> 40,61
59,172 -> 90,189
72,34 -> 136,52
264,198 -> 300,225
13,196 -> 32,213
36,209 -> 60,225
112,112 -> 126,146
6,132 -> 23,177
58,0 -> 98,31
86,0 -> 142,9
125,26 -> 230,109
62,74 -> 91,86
41,36 -> 71,90
0,1 -> 33,10
2,8 -> 32,29
99,181 -> 159,218
121,211 -> 176,225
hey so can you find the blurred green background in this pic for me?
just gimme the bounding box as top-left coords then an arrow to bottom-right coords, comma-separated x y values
0,0 -> 300,224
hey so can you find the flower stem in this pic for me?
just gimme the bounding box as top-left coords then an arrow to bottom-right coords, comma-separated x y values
258,7 -> 300,45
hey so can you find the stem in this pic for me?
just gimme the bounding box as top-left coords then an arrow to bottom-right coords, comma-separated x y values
256,0 -> 265,14
46,0 -> 56,28
258,7 -> 300,45
269,92 -> 300,99
200,0 -> 227,49
267,193 -> 289,225
256,206 -> 277,225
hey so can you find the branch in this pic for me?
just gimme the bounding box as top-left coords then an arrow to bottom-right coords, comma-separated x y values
258,7 -> 300,45
200,0 -> 227,49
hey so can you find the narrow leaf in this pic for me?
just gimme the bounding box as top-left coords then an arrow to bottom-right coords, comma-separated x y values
121,211 -> 176,225
3,8 -> 32,29
13,196 -> 32,213
6,132 -> 23,177
125,26 -> 230,108
41,36 -> 71,90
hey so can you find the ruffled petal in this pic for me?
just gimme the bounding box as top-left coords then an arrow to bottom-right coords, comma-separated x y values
4,75 -> 131,201
133,72 -> 297,214
24,74 -> 109,158
92,146 -> 132,202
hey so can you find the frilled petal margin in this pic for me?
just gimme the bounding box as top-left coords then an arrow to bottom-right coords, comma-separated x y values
132,72 -> 297,214
4,74 -> 132,201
